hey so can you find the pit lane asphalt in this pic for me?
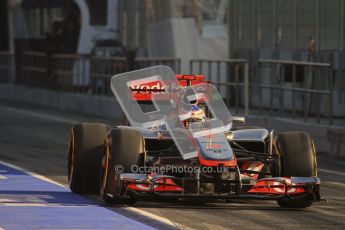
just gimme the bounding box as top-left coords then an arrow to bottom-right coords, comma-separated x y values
0,100 -> 345,230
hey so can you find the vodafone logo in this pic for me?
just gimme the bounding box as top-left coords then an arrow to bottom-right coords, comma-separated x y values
130,82 -> 167,95
130,82 -> 205,94
128,78 -> 206,101
129,81 -> 183,101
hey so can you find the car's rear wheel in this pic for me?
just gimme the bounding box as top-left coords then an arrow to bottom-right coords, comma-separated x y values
275,131 -> 317,208
100,128 -> 145,204
68,123 -> 109,194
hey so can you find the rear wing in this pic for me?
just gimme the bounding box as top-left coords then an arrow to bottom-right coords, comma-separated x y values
129,75 -> 206,102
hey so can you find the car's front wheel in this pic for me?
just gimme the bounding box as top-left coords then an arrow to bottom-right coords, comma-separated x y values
68,123 -> 109,194
275,131 -> 317,208
100,128 -> 145,204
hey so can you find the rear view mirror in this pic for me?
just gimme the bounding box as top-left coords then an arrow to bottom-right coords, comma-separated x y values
232,116 -> 245,124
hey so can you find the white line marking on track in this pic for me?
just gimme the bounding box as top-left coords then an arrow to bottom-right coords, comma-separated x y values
124,207 -> 179,229
323,181 -> 345,188
1,106 -> 79,124
1,203 -> 49,207
0,161 -> 68,188
0,175 -> 7,180
0,199 -> 16,202
0,203 -> 100,207
0,160 -> 180,229
318,168 -> 345,177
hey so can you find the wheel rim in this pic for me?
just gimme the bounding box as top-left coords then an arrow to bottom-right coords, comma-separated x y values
101,136 -> 110,196
68,129 -> 75,185
311,140 -> 318,177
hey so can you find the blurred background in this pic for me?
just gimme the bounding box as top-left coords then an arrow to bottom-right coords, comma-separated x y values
0,0 -> 344,156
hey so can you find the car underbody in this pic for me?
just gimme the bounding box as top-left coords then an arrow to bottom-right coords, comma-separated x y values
102,127 -> 321,205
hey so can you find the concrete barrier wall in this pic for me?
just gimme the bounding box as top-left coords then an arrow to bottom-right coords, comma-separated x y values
246,116 -> 345,157
0,83 -> 344,157
0,84 -> 123,120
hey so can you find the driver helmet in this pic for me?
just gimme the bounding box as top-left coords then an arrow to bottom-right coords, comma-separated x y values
190,105 -> 206,122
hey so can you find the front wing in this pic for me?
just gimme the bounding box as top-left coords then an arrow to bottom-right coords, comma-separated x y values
119,174 -> 321,201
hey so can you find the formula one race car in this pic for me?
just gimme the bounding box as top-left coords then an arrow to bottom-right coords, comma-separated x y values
67,66 -> 321,208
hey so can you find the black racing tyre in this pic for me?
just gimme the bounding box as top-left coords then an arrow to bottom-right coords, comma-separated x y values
68,123 -> 109,194
275,131 -> 317,208
276,132 -> 317,177
100,128 -> 145,204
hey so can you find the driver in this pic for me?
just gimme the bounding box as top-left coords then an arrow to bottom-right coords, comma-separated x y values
190,104 -> 206,122
152,93 -> 207,129
180,102 -> 207,128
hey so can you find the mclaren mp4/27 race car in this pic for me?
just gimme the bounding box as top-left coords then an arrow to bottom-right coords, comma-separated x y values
67,66 -> 321,208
